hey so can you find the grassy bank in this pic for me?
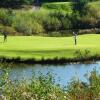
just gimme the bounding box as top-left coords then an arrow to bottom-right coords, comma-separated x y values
0,34 -> 100,63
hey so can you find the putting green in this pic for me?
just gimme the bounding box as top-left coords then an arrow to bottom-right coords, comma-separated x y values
0,34 -> 100,60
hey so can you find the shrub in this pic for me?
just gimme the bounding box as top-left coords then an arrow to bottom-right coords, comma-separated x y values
0,9 -> 13,26
96,28 -> 100,34
0,25 -> 18,35
79,16 -> 97,29
74,49 -> 91,59
43,16 -> 61,31
12,12 -> 44,35
67,69 -> 100,99
47,11 -> 72,30
0,66 -> 100,100
0,4 -> 99,36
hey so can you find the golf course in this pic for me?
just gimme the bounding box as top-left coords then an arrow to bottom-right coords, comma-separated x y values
0,34 -> 100,61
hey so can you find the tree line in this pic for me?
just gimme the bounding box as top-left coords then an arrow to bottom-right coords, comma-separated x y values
0,0 -> 98,8
0,0 -> 99,36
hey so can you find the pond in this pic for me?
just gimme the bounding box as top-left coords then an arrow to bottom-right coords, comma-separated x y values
2,61 -> 100,87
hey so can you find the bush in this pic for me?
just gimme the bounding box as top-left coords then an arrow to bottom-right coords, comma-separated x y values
12,12 -> 44,35
0,25 -> 18,35
0,9 -> 13,26
43,16 -> 61,31
67,69 -> 100,99
79,16 -> 97,29
48,11 -> 72,29
0,66 -> 100,100
96,28 -> 100,34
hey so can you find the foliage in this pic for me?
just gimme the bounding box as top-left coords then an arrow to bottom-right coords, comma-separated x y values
71,0 -> 89,16
67,69 -> 100,99
0,25 -> 18,35
0,0 -> 34,8
0,8 -> 72,35
74,49 -> 91,59
0,1 -> 100,34
0,9 -> 14,26
0,67 -> 99,100
28,73 -> 63,99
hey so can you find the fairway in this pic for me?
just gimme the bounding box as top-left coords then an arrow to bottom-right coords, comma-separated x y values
42,1 -> 100,10
0,34 -> 100,60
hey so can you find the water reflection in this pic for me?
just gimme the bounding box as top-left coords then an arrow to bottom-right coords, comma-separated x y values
1,62 -> 100,87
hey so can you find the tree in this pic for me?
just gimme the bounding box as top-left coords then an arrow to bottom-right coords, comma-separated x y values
71,0 -> 89,16
0,0 -> 34,8
71,0 -> 90,29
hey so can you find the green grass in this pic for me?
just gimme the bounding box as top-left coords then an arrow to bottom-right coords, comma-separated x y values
0,34 -> 100,60
42,1 -> 100,11
90,1 -> 100,9
42,2 -> 71,12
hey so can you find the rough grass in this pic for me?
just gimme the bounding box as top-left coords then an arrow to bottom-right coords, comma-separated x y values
0,34 -> 100,60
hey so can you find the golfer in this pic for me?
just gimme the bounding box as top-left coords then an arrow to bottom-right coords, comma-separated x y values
73,31 -> 77,45
3,31 -> 8,42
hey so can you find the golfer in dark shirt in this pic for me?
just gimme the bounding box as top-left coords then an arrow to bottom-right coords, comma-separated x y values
3,31 -> 7,42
